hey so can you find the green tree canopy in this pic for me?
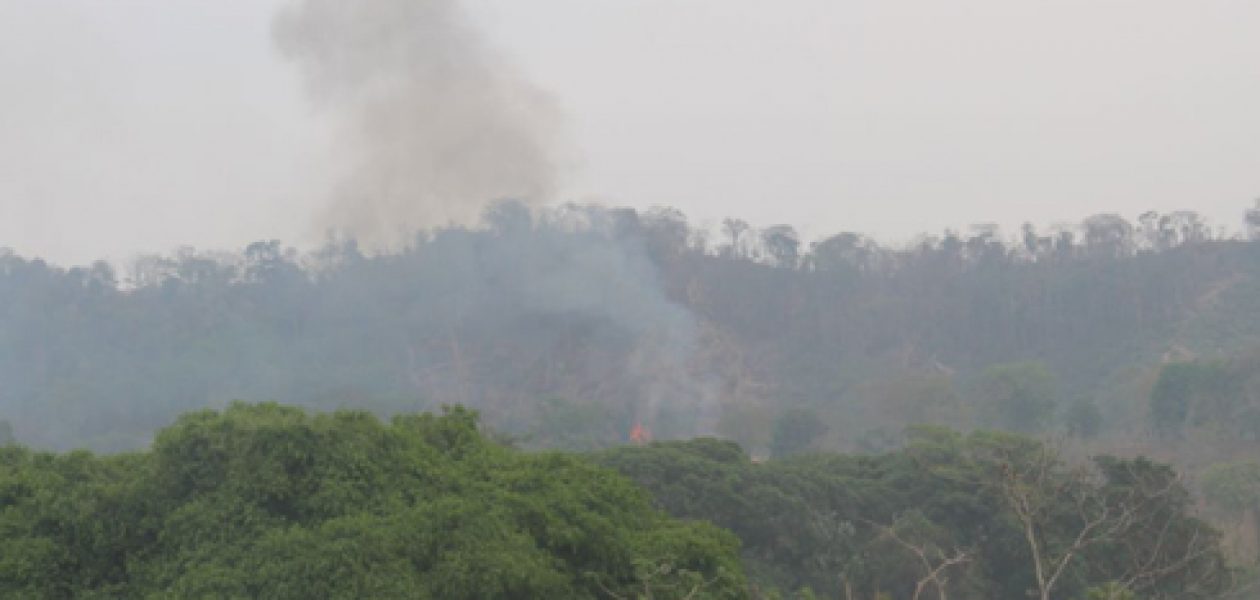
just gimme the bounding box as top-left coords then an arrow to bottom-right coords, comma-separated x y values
0,403 -> 747,599
596,429 -> 1230,599
976,361 -> 1057,433
769,408 -> 828,458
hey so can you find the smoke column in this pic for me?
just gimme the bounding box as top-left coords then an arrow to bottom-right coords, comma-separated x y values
273,1 -> 718,439
273,0 -> 564,246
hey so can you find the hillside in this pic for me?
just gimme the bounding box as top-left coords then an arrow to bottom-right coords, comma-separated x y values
2,203 -> 1258,455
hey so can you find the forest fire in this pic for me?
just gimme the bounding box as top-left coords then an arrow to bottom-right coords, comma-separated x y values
629,422 -> 651,445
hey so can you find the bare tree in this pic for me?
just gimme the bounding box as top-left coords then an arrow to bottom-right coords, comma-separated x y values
995,446 -> 1224,600
594,558 -> 723,600
861,517 -> 971,600
998,446 -> 1127,600
1105,460 -> 1226,599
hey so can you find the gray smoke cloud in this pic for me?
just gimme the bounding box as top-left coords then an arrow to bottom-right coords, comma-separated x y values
272,0 -> 564,247
272,2 -> 719,441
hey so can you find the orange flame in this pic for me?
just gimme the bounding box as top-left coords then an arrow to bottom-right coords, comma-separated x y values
630,423 -> 651,445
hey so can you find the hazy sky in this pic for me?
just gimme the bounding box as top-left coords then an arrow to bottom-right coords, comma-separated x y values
2,0 -> 1258,265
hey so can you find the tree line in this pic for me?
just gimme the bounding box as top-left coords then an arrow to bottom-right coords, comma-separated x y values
4,201 -> 1260,452
0,402 -> 1239,599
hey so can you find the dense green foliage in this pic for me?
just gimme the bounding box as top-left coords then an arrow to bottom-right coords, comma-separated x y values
0,403 -> 746,599
595,431 -> 1231,599
1148,358 -> 1260,440
975,361 -> 1057,433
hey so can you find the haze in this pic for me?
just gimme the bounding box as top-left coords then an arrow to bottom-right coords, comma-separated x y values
2,0 -> 1258,265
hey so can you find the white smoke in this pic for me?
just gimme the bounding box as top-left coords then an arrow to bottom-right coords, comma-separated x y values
273,0 -> 564,247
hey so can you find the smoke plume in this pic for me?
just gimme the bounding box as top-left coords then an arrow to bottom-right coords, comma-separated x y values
272,2 -> 717,440
273,0 -> 563,247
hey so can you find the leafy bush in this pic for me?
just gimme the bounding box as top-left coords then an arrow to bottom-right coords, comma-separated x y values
0,403 -> 746,599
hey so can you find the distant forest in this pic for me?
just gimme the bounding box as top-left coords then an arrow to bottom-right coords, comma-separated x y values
5,201 -> 1260,455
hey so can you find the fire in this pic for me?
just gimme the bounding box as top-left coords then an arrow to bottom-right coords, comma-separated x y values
629,422 -> 651,445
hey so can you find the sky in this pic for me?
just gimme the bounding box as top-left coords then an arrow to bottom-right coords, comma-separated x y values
1,0 -> 1258,266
